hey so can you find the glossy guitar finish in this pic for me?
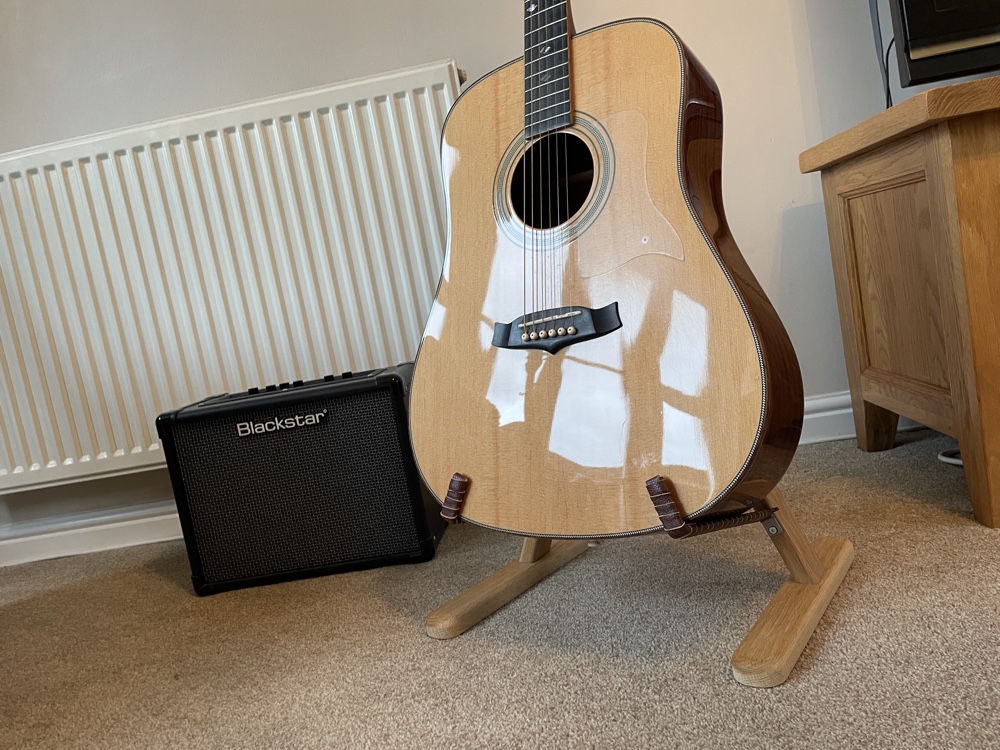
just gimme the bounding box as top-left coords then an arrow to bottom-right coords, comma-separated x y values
409,18 -> 802,538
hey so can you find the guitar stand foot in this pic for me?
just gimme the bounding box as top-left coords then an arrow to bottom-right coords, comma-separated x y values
730,488 -> 854,687
425,536 -> 590,639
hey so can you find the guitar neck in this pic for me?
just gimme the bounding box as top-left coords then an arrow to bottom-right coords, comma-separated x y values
524,0 -> 574,138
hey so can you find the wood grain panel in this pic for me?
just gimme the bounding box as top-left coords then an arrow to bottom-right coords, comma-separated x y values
845,178 -> 950,391
820,169 -> 899,451
948,111 -> 1000,527
858,369 -> 954,436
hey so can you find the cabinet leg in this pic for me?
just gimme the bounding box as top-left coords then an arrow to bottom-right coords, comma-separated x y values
958,435 -> 1000,528
854,399 -> 899,452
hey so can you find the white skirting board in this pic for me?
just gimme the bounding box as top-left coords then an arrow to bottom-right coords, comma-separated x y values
799,391 -> 920,445
0,391 -> 919,568
0,505 -> 182,568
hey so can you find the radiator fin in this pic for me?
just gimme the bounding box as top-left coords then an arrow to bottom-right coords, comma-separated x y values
0,62 -> 458,490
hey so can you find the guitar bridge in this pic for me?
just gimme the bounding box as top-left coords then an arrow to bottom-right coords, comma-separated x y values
491,302 -> 622,354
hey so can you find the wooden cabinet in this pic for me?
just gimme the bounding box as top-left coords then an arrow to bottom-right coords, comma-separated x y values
801,77 -> 1000,527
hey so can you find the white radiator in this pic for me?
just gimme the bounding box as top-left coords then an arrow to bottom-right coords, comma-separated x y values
0,60 -> 458,492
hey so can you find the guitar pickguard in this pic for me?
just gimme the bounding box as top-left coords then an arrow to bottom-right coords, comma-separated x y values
576,109 -> 685,278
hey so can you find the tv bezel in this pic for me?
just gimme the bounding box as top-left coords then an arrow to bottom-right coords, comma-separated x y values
887,0 -> 1000,87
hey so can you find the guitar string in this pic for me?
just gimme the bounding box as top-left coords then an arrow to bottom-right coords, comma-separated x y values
553,1 -> 562,329
523,0 -> 532,338
532,0 -> 548,327
561,0 -> 569,330
555,21 -> 565,328
553,5 -> 572,329
562,24 -> 572,324
553,1 -> 568,327
541,0 -> 556,331
545,0 -> 555,331
543,0 -> 552,329
521,0 -> 531,333
534,1 -> 542,334
544,46 -> 552,329
530,1 -> 537,336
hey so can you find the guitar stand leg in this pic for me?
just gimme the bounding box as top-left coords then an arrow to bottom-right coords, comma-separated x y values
730,487 -> 855,687
425,536 -> 590,639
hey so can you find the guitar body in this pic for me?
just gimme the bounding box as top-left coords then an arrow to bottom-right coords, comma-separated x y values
409,19 -> 802,538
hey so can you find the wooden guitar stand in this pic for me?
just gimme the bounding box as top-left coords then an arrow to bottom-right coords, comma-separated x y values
425,487 -> 854,687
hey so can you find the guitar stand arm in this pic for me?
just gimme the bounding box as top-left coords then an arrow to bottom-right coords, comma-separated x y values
645,475 -> 775,539
426,471 -> 590,639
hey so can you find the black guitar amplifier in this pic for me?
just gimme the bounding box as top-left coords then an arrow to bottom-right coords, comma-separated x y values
156,363 -> 445,595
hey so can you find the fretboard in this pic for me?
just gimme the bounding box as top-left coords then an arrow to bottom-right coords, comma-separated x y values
524,0 -> 572,138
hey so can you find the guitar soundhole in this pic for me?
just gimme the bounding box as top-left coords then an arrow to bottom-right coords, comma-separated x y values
510,132 -> 595,230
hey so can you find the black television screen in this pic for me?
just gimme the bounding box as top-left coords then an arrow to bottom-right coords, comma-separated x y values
888,0 -> 1000,86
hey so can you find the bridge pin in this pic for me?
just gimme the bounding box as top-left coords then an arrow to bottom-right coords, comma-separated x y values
529,332 -> 538,340
548,329 -> 557,337
521,333 -> 529,341
557,327 -> 566,336
567,326 -> 577,335
538,330 -> 548,338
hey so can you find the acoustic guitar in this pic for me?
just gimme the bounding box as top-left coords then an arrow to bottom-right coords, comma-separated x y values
409,1 -> 803,538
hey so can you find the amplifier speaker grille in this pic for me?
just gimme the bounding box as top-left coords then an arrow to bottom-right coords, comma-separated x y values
158,365 -> 442,594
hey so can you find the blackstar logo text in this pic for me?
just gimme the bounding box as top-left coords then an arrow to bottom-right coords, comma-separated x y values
236,410 -> 328,437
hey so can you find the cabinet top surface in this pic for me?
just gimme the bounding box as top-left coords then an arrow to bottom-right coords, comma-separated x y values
800,75 -> 1000,174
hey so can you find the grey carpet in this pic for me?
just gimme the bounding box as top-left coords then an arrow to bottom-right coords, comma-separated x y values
2,430 -> 999,749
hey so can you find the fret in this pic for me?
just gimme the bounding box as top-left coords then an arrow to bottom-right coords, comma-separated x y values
525,89 -> 571,109
525,26 -> 567,49
525,41 -> 567,67
524,12 -> 564,33
525,37 -> 568,53
524,74 -> 568,95
525,100 -> 569,119
524,60 -> 569,81
525,41 -> 566,66
525,17 -> 566,35
525,0 -> 566,19
526,112 -> 572,138
532,111 -> 571,128
524,47 -> 565,69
